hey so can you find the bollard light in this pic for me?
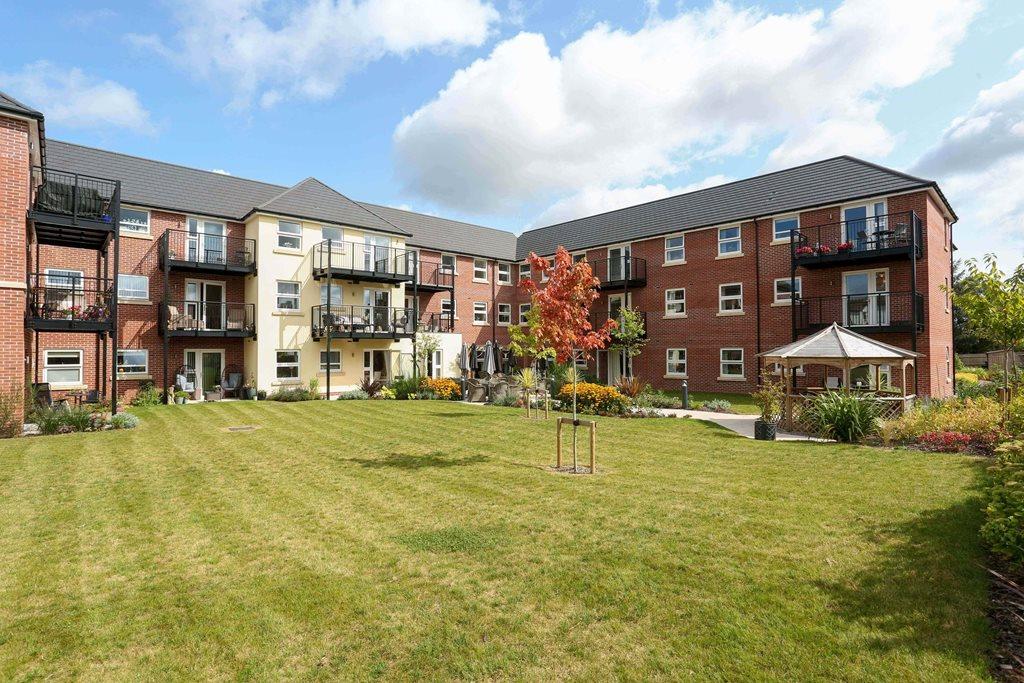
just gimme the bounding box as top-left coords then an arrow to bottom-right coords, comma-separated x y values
681,378 -> 689,409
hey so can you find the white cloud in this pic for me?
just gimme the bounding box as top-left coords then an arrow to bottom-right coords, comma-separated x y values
531,175 -> 732,228
209,169 -> 232,175
0,61 -> 153,134
914,67 -> 1024,265
394,0 -> 980,214
130,0 -> 499,110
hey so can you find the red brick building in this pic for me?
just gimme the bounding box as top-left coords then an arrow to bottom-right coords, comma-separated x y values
0,89 -> 956,412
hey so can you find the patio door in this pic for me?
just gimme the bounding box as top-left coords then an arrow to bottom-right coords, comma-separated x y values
363,350 -> 389,381
187,218 -> 227,265
843,270 -> 889,327
843,202 -> 887,251
185,350 -> 223,394
607,245 -> 630,281
185,280 -> 225,330
364,235 -> 390,273
608,293 -> 631,321
364,289 -> 390,330
607,350 -> 631,384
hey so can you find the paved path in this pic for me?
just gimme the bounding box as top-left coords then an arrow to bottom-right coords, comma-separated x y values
661,409 -> 827,441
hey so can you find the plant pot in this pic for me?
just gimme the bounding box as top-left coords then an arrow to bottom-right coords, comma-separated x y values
754,419 -> 777,441
175,397 -> 186,405
204,391 -> 222,402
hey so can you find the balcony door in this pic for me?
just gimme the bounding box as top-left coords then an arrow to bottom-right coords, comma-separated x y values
185,349 -> 223,394
363,289 -> 390,330
363,350 -> 389,382
607,245 -> 630,282
608,293 -> 631,321
364,235 -> 391,273
187,218 -> 227,265
843,202 -> 887,251
843,270 -> 889,328
185,280 -> 225,330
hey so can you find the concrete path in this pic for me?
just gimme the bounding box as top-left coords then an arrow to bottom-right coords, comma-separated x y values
661,409 -> 827,441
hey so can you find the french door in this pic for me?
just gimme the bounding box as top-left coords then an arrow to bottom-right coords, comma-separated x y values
185,350 -> 223,394
363,289 -> 390,330
843,270 -> 889,327
187,218 -> 227,265
364,235 -> 391,273
363,350 -> 389,381
185,280 -> 225,330
843,202 -> 887,251
607,245 -> 631,281
608,293 -> 631,321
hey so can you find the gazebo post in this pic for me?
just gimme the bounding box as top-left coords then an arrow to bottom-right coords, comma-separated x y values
874,364 -> 881,392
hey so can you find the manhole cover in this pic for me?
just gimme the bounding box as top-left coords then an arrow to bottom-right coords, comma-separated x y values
224,425 -> 259,433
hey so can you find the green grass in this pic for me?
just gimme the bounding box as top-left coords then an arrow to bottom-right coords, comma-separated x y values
661,390 -> 760,414
0,401 -> 991,680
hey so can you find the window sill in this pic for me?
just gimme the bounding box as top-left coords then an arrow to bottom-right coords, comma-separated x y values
121,298 -> 153,306
770,301 -> 793,307
717,375 -> 746,382
663,313 -> 687,319
272,379 -> 302,387
472,278 -> 489,284
120,231 -> 153,241
716,310 -> 745,317
497,322 -> 510,327
273,310 -> 303,317
662,260 -> 687,267
715,252 -> 745,260
49,383 -> 87,391
472,321 -> 488,326
497,280 -> 513,287
117,373 -> 152,381
769,238 -> 791,247
664,374 -> 688,380
273,247 -> 303,256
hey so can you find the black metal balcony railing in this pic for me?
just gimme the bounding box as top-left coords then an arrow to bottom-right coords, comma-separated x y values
590,256 -> 647,289
161,229 -> 255,272
591,310 -> 649,338
419,312 -> 455,333
311,240 -> 415,282
791,211 -> 922,265
26,273 -> 113,326
794,292 -> 924,332
311,304 -> 416,339
162,300 -> 255,335
30,167 -> 119,224
417,260 -> 455,290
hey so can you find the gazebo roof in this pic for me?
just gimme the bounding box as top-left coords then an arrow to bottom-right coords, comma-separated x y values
759,323 -> 918,367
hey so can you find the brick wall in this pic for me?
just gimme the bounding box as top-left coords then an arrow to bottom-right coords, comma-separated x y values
0,117 -> 29,414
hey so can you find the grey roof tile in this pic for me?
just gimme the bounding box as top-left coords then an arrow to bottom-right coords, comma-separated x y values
516,156 -> 941,259
0,90 -> 43,120
360,202 -> 517,260
254,178 -> 409,236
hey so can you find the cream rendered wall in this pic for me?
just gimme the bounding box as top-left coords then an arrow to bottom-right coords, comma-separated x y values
246,213 -> 409,395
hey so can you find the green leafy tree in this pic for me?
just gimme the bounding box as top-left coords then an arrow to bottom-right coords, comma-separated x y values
952,258 -> 991,353
508,304 -> 555,367
415,333 -> 442,376
606,307 -> 647,378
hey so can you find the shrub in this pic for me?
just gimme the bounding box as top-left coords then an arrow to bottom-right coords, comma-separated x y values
804,391 -> 882,442
615,377 -> 648,398
337,389 -> 369,400
557,382 -> 628,415
633,390 -> 679,409
414,390 -> 437,400
378,386 -> 396,400
955,378 -> 997,400
268,388 -> 315,402
916,431 -> 974,453
359,377 -> 384,398
390,377 -> 421,400
751,371 -> 785,422
257,390 -> 267,401
131,382 -> 163,407
884,396 -> 1002,449
0,383 -> 23,438
490,393 -> 520,407
308,377 -> 320,399
701,399 -> 734,414
1006,394 -> 1024,437
420,377 -> 460,400
35,406 -> 108,435
981,441 -> 1024,565
110,412 -> 140,430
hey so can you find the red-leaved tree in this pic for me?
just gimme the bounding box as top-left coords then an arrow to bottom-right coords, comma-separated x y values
520,246 -> 615,363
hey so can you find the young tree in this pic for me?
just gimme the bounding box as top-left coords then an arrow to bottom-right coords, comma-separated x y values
415,333 -> 441,376
952,258 -> 992,353
950,254 -> 1024,402
607,307 -> 648,378
508,303 -> 555,368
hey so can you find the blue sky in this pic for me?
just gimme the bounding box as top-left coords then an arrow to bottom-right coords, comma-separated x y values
2,0 -> 1023,265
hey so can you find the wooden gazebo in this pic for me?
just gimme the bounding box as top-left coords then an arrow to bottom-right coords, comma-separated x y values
760,323 -> 919,428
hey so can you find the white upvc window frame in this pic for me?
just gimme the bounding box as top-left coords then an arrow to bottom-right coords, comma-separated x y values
664,288 -> 686,317
43,349 -> 83,387
717,226 -> 742,257
119,206 -> 151,235
497,262 -> 512,285
518,302 -> 531,325
118,274 -> 149,300
321,225 -> 344,243
664,234 -> 685,264
719,282 -> 743,314
276,280 -> 301,311
666,348 -> 687,378
497,303 -> 512,326
473,258 -> 488,283
773,277 -> 802,304
276,219 -> 302,250
275,350 -> 300,380
117,349 -> 149,376
319,349 -> 342,373
519,263 -> 531,281
472,301 -> 488,325
44,268 -> 84,289
440,253 -> 457,274
772,215 -> 799,243
441,298 -> 456,319
720,348 -> 744,379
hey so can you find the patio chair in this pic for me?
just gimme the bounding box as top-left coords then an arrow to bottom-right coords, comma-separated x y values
489,379 -> 510,402
222,365 -> 243,398
32,382 -> 52,409
166,305 -> 198,331
465,378 -> 487,402
825,376 -> 840,390
175,366 -> 196,394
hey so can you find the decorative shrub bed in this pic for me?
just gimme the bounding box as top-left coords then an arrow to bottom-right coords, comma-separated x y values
32,406 -> 139,435
420,377 -> 461,400
557,382 -> 627,415
982,441 -> 1024,566
881,396 -> 1004,453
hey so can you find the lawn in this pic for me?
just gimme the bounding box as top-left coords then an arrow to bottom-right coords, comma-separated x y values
0,401 -> 992,680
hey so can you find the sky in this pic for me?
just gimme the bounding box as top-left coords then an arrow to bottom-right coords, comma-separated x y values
2,0 -> 1023,266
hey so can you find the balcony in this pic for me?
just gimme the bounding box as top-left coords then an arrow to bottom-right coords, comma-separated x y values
419,312 -> 455,333
160,229 -> 255,275
311,304 -> 416,341
25,273 -> 114,332
415,260 -> 455,292
794,292 -> 924,334
311,240 -> 415,285
590,256 -> 647,290
160,300 -> 255,337
28,166 -> 120,249
791,211 -> 922,268
591,309 -> 648,338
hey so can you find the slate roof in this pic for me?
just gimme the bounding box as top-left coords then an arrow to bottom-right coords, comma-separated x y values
361,202 -> 517,260
0,90 -> 43,120
516,156 -> 947,259
253,178 -> 408,236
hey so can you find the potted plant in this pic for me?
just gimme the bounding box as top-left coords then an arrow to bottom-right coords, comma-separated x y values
243,374 -> 257,400
752,370 -> 785,441
204,384 -> 223,402
795,245 -> 814,257
174,390 -> 188,405
837,241 -> 854,253
816,244 -> 832,255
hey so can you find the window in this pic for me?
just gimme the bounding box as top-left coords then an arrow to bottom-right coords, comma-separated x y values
519,303 -> 531,324
321,226 -> 343,243
276,281 -> 300,310
572,252 -> 586,264
118,274 -> 149,300
718,226 -> 741,256
427,349 -> 443,378
665,288 -> 686,317
771,362 -> 804,375
497,263 -> 512,284
719,283 -> 743,313
945,276 -> 950,313
120,207 -> 150,235
45,268 -> 83,289
319,283 -> 343,306
519,263 -> 531,281
44,350 -> 82,386
320,350 -> 341,373
473,258 -> 488,282
473,301 -> 487,324
117,349 -> 148,375
665,235 -> 685,264
275,351 -> 300,379
666,348 -> 687,377
441,254 -> 456,273
497,303 -> 512,326
277,220 -> 302,250
947,346 -> 952,380
773,277 -> 802,304
773,216 -> 799,241
720,348 -> 744,378
441,298 -> 456,318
